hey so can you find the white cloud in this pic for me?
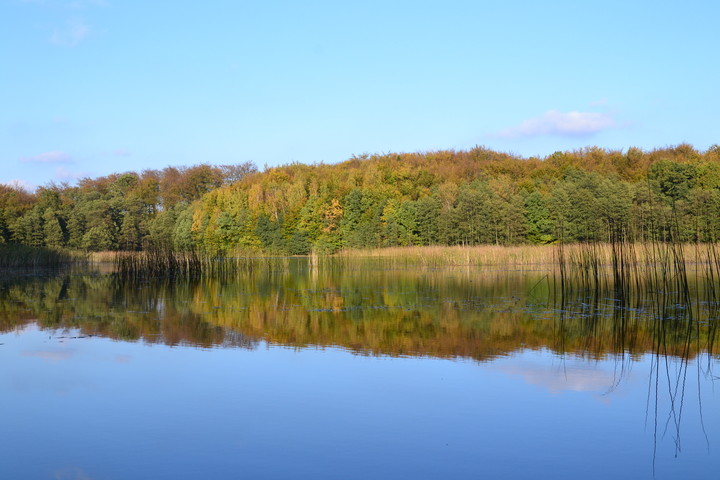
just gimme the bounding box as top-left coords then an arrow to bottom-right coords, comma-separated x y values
495,110 -> 617,138
50,18 -> 90,46
20,151 -> 73,164
111,148 -> 131,157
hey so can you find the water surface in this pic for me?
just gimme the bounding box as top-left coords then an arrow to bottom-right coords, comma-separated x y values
1,261 -> 717,479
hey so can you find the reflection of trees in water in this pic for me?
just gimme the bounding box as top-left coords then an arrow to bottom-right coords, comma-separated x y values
0,274 -> 258,349
554,260 -> 718,471
1,263 -> 717,364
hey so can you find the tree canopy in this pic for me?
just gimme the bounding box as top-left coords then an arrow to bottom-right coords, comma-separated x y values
4,145 -> 720,253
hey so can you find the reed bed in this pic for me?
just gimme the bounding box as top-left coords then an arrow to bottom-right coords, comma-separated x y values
112,248 -> 294,279
554,239 -> 720,371
89,250 -> 120,263
114,249 -> 201,279
555,241 -> 720,295
113,244 -> 562,279
552,241 -> 720,463
111,242 -> 720,277
336,242 -> 720,272
334,244 -> 557,267
0,244 -> 87,268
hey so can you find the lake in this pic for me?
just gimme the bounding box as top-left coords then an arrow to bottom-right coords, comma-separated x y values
1,260 -> 718,479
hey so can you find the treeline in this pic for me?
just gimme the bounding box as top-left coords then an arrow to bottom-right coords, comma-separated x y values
0,162 -> 256,252
2,144 -> 720,254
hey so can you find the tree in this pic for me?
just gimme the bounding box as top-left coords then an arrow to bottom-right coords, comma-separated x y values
13,207 -> 45,247
255,213 -> 285,252
43,210 -> 66,248
220,162 -> 258,184
415,195 -> 440,245
82,225 -> 116,251
525,192 -> 553,243
649,160 -> 697,204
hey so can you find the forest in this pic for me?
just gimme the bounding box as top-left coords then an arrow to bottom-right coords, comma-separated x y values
2,143 -> 720,255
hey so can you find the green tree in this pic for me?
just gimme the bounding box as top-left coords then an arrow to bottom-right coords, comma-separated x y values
255,213 -> 285,252
42,210 -> 66,248
649,160 -> 697,204
525,191 -> 553,243
82,225 -> 116,251
415,195 -> 440,245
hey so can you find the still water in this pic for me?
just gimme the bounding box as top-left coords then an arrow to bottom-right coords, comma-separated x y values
1,261 -> 718,479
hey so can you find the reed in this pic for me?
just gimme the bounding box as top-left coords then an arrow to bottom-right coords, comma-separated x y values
114,248 -> 201,279
552,234 -> 720,363
89,250 -> 119,263
552,241 -> 720,292
112,248 -> 294,279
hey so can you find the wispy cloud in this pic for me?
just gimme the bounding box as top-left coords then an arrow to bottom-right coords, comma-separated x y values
494,110 -> 617,138
21,0 -> 108,7
20,151 -> 73,164
55,166 -> 89,181
71,0 -> 109,7
50,18 -> 90,46
111,148 -> 131,157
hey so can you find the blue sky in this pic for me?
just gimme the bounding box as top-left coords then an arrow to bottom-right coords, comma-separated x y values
2,0 -> 719,190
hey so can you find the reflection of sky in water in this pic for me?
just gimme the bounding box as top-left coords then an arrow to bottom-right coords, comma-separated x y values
53,466 -> 95,480
22,349 -> 76,362
492,352 -> 634,399
1,325 -> 718,480
498,364 -> 615,393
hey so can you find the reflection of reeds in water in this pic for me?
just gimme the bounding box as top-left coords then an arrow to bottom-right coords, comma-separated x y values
554,238 -> 718,348
554,234 -> 718,468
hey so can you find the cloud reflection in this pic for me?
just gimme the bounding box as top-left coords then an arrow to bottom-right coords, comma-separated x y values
115,354 -> 131,363
54,466 -> 95,480
497,362 -> 618,394
22,349 -> 75,362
